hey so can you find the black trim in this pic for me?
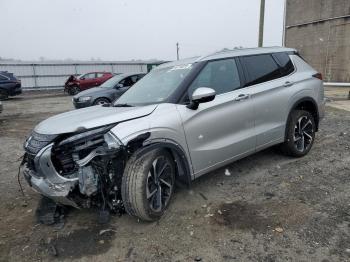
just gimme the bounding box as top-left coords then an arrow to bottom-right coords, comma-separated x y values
134,141 -> 192,185
235,57 -> 247,88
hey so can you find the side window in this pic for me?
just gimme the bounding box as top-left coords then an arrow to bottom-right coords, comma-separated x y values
272,53 -> 295,76
120,77 -> 133,87
241,54 -> 282,86
96,73 -> 104,78
0,74 -> 8,81
83,73 -> 95,79
188,58 -> 241,97
130,75 -> 138,84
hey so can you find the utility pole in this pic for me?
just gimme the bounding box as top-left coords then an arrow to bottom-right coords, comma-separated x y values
258,0 -> 265,47
176,42 -> 180,60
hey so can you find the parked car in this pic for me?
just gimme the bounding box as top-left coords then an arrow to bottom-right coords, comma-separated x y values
64,72 -> 114,95
22,47 -> 325,222
72,73 -> 146,108
0,71 -> 22,100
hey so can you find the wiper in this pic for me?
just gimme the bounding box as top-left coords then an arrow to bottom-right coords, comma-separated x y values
113,103 -> 134,107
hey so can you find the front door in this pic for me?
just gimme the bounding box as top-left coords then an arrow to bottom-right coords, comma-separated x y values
80,73 -> 96,90
176,58 -> 256,176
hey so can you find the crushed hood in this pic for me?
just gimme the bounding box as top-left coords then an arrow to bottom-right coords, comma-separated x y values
34,104 -> 157,135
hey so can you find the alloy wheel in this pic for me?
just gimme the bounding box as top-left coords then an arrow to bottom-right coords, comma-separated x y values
293,115 -> 314,152
146,156 -> 174,213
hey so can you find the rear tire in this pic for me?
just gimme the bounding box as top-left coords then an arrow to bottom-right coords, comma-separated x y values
0,89 -> 8,100
281,110 -> 315,157
67,85 -> 80,95
121,149 -> 175,221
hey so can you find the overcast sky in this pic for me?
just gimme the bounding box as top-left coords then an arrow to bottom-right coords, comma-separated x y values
0,0 -> 285,61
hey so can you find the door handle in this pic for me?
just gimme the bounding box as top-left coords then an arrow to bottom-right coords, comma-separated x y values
235,94 -> 250,101
283,81 -> 294,87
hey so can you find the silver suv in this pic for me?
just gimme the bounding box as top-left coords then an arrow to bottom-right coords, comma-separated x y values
22,47 -> 325,221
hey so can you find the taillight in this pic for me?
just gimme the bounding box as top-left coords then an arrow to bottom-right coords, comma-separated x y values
312,73 -> 323,80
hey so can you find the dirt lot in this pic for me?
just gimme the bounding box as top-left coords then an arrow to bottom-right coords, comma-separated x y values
0,91 -> 349,262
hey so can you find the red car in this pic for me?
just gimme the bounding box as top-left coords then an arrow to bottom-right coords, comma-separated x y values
64,72 -> 114,95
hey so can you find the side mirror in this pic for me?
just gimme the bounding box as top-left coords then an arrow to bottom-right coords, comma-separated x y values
187,87 -> 216,110
80,77 -> 85,80
115,83 -> 123,89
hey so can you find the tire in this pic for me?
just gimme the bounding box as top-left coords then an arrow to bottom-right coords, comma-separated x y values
0,89 -> 8,100
281,110 -> 316,157
121,148 -> 176,221
67,85 -> 80,95
93,97 -> 110,106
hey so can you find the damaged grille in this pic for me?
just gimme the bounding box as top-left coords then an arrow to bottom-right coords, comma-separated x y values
24,131 -> 57,155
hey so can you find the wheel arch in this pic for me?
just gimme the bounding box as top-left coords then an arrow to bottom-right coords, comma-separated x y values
287,97 -> 319,133
126,135 -> 192,186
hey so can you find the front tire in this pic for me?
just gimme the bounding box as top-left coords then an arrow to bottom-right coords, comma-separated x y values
67,85 -> 80,95
281,110 -> 316,157
121,149 -> 175,221
93,97 -> 110,106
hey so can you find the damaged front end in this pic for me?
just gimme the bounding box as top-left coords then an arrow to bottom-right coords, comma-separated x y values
22,125 -> 127,214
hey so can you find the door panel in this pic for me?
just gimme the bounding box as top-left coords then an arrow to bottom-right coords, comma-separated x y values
240,53 -> 294,149
176,90 -> 255,175
250,80 -> 291,148
177,58 -> 256,175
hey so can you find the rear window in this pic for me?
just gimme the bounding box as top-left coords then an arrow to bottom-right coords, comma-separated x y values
241,54 -> 281,86
272,53 -> 294,76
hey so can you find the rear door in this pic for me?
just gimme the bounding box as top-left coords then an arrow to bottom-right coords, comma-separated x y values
96,73 -> 107,86
176,58 -> 256,176
239,53 -> 295,149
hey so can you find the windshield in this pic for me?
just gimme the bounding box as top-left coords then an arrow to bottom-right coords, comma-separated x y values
100,74 -> 125,88
115,64 -> 193,106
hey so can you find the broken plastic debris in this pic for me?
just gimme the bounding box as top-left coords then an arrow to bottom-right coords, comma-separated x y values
224,169 -> 231,176
274,227 -> 284,233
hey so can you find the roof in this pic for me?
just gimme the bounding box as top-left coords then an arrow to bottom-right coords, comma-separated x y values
157,47 -> 297,69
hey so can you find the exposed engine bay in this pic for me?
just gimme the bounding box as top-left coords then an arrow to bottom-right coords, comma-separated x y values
22,125 -> 132,219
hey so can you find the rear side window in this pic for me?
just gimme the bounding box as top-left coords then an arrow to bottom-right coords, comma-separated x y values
241,54 -> 281,86
96,73 -> 104,78
188,58 -> 241,96
272,53 -> 294,76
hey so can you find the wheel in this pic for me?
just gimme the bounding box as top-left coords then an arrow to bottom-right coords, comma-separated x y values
93,98 -> 110,106
121,148 -> 176,221
281,110 -> 315,157
0,89 -> 8,100
67,85 -> 80,95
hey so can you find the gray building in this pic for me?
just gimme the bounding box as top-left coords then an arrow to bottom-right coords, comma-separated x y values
285,0 -> 350,82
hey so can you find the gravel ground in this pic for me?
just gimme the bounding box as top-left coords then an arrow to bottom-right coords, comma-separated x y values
0,92 -> 349,262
